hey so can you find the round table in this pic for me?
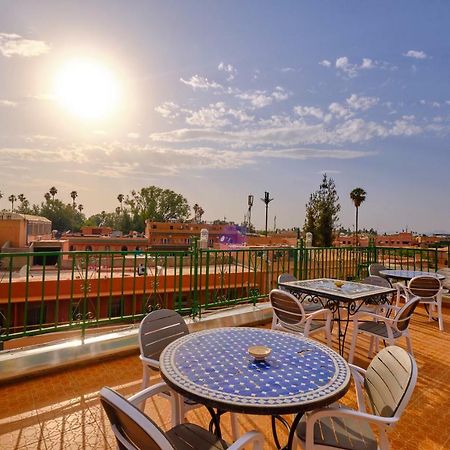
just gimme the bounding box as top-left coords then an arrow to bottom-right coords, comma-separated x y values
160,327 -> 350,449
379,269 -> 445,281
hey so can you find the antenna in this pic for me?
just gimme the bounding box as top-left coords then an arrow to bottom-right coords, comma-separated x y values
260,191 -> 274,236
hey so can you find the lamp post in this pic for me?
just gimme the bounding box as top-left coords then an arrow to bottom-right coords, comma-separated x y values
247,194 -> 254,231
260,191 -> 274,237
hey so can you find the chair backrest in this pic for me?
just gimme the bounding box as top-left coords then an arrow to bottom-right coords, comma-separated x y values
100,387 -> 173,450
364,346 -> 418,421
368,263 -> 387,278
277,273 -> 298,290
139,309 -> 189,363
270,289 -> 305,329
407,275 -> 441,299
394,296 -> 421,331
360,275 -> 392,288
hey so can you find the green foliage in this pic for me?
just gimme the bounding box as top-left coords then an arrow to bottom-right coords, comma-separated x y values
303,174 -> 341,247
37,199 -> 85,232
125,186 -> 190,232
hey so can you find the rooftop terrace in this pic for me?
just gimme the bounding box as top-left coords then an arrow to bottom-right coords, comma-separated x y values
1,304 -> 449,450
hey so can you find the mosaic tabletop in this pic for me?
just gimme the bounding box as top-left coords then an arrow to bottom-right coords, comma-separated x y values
280,278 -> 395,300
379,270 -> 445,281
160,327 -> 350,414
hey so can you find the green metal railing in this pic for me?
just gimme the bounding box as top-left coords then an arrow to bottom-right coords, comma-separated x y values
0,243 -> 447,345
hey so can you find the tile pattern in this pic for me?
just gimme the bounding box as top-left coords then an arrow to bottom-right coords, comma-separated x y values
1,306 -> 449,449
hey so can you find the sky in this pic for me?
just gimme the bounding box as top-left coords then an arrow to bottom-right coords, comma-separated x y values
0,0 -> 449,234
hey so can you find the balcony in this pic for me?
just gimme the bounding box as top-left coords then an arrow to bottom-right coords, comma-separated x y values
1,303 -> 449,449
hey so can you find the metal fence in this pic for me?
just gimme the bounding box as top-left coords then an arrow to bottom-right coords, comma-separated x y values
0,242 -> 448,345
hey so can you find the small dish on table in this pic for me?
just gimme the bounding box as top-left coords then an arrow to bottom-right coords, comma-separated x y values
248,345 -> 271,361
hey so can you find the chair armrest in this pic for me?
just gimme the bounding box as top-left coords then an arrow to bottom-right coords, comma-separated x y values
348,364 -> 367,412
305,308 -> 333,320
229,431 -> 264,450
128,381 -> 170,406
140,355 -> 160,370
352,311 -> 394,324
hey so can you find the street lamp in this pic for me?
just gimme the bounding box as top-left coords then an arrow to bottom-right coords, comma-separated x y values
247,194 -> 254,231
260,191 -> 274,237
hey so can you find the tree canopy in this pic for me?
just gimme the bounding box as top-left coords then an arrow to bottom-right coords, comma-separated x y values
303,174 -> 341,247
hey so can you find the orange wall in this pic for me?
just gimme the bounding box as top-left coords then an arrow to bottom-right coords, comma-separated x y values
0,219 -> 26,248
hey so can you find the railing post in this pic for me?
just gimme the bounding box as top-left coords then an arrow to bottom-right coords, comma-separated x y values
191,238 -> 199,319
434,247 -> 438,271
297,239 -> 305,280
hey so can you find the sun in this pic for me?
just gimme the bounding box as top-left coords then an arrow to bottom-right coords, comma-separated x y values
53,59 -> 121,119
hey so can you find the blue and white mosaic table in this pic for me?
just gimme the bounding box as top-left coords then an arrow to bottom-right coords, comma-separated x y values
160,327 -> 350,415
379,270 -> 445,281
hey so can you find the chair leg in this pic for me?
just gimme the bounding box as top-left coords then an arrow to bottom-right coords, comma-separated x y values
438,302 -> 444,331
405,333 -> 414,356
348,326 -> 359,364
139,365 -> 150,410
230,413 -> 240,441
368,336 -> 374,357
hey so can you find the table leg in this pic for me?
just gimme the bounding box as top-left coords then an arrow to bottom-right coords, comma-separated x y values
271,415 -> 290,449
206,406 -> 223,439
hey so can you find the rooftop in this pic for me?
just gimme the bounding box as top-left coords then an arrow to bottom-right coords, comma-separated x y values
1,305 -> 449,449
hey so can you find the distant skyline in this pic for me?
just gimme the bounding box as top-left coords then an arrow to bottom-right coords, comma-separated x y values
0,1 -> 449,233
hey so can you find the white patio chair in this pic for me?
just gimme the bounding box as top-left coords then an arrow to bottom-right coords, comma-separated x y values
358,275 -> 394,315
295,346 -> 418,450
368,263 -> 390,283
348,296 -> 421,364
270,289 -> 333,347
100,383 -> 264,450
278,274 -> 323,312
396,275 -> 445,331
139,309 -> 239,437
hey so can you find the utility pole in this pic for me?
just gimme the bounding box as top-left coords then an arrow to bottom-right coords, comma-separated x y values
260,191 -> 274,237
247,195 -> 254,231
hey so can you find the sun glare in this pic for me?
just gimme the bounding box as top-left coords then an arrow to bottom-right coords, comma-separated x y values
54,59 -> 121,119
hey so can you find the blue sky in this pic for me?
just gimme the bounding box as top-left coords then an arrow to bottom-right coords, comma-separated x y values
0,1 -> 449,233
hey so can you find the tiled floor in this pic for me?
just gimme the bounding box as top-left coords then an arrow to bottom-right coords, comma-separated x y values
1,306 -> 450,449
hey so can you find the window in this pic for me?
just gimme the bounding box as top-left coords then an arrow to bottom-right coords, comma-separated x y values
85,245 -> 93,251
170,225 -> 174,230
69,245 -> 74,251
121,245 -> 128,251
104,245 -> 111,251
152,225 -> 157,229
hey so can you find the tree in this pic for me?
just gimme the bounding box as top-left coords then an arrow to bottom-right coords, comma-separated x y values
49,186 -> 58,200
70,191 -> 78,208
124,186 -> 190,232
38,199 -> 85,232
8,194 -> 16,211
303,174 -> 340,247
350,188 -> 367,246
117,193 -> 124,211
78,204 -> 84,213
44,192 -> 51,202
16,194 -> 31,214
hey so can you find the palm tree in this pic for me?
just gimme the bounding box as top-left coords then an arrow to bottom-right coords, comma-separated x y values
70,191 -> 78,208
44,192 -> 51,202
198,206 -> 205,222
350,188 -> 367,246
78,204 -> 84,213
193,203 -> 199,222
8,194 -> 16,211
49,186 -> 58,200
117,194 -> 124,211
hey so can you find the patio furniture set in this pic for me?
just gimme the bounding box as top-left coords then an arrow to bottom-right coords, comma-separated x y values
99,264 -> 445,449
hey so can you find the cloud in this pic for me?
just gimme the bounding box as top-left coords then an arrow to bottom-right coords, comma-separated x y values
127,132 -> 140,139
334,56 -> 385,78
403,50 -> 427,60
328,102 -> 351,118
280,67 -> 296,72
319,59 -> 332,67
0,99 -> 17,107
155,101 -> 180,119
185,103 -> 254,128
294,105 -> 324,120
346,94 -> 379,111
0,32 -> 50,57
180,75 -> 222,90
237,86 -> 289,109
218,62 -> 237,80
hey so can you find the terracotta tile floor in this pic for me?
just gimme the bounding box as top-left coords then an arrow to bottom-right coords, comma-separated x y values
1,306 -> 450,449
